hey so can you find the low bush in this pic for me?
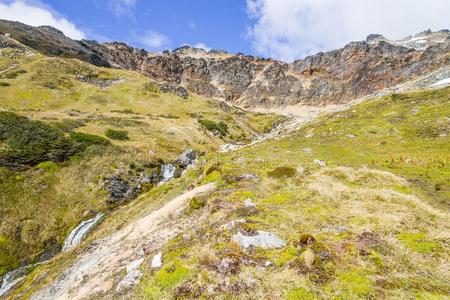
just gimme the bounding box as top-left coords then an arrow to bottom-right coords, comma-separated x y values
70,132 -> 110,146
105,128 -> 129,141
52,119 -> 85,132
0,112 -> 78,169
198,119 -> 228,136
0,81 -> 11,87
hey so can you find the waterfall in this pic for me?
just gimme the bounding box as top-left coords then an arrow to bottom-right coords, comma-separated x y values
62,213 -> 104,252
159,164 -> 175,185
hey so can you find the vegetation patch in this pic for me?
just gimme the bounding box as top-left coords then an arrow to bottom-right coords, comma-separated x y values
198,119 -> 229,136
105,129 -> 129,141
397,232 -> 439,254
267,166 -> 297,178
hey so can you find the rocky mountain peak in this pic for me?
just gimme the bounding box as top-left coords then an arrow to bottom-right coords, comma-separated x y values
1,19 -> 448,108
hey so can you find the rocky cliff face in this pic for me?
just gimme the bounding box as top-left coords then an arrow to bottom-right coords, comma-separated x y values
1,19 -> 448,107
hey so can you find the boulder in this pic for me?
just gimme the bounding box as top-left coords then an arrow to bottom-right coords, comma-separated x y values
232,231 -> 286,249
175,149 -> 196,168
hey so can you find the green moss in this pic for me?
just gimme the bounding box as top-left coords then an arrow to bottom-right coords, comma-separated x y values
154,262 -> 190,290
36,161 -> 58,172
275,246 -> 298,267
337,269 -> 373,298
397,233 -> 439,254
263,193 -> 292,205
144,285 -> 162,299
286,288 -> 317,300
203,170 -> 221,183
190,197 -> 206,210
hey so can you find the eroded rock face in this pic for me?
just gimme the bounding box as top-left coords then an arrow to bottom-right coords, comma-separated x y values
1,19 -> 448,108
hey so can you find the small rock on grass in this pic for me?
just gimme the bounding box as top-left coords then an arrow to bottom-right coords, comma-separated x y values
151,251 -> 162,269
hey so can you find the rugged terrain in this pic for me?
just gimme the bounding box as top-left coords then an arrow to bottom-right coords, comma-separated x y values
1,20 -> 449,107
0,20 -> 449,299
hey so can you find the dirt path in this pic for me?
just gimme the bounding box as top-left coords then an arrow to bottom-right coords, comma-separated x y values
30,183 -> 216,300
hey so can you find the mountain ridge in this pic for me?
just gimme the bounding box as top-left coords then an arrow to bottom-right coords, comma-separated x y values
1,19 -> 448,108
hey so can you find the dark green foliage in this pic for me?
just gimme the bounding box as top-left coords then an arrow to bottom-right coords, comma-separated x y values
69,132 -> 110,146
0,81 -> 11,87
1,69 -> 27,79
198,119 -> 228,136
267,166 -> 297,178
0,112 -> 78,170
105,128 -> 129,141
52,119 -> 85,132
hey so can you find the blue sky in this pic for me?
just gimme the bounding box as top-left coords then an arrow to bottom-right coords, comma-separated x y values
44,0 -> 253,54
1,0 -> 449,61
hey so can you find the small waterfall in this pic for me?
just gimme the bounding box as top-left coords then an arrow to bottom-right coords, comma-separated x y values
0,267 -> 26,297
0,260 -> 48,297
159,164 -> 175,185
62,213 -> 104,252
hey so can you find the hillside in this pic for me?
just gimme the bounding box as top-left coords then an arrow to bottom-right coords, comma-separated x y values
0,42 -> 280,285
8,86 -> 449,299
0,20 -> 449,299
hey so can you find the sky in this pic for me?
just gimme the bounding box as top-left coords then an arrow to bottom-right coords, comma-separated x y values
0,0 -> 449,62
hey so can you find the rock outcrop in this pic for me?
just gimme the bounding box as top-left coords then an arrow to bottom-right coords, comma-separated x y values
1,19 -> 448,107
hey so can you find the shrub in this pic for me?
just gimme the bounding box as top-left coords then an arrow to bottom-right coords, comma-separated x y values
0,81 -> 10,87
0,112 -> 79,170
105,129 -> 129,141
198,119 -> 228,136
267,166 -> 297,178
190,197 -> 206,209
70,132 -> 110,146
1,69 -> 27,79
52,119 -> 85,132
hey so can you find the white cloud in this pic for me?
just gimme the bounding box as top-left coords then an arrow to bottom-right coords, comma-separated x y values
246,0 -> 450,61
193,43 -> 211,51
0,0 -> 85,39
106,0 -> 138,16
137,31 -> 170,49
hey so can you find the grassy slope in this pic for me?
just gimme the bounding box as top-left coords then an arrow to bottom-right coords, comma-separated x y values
0,48 -> 280,276
13,87 -> 449,299
127,87 -> 448,299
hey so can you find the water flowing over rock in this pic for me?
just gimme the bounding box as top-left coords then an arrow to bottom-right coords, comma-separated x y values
159,164 -> 176,184
0,267 -> 27,297
0,261 -> 47,297
62,213 -> 104,252
232,231 -> 286,249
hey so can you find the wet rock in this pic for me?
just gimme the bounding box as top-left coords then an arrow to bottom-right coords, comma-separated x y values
159,164 -> 176,184
107,176 -> 140,203
62,213 -> 104,252
175,149 -> 196,167
232,231 -> 286,249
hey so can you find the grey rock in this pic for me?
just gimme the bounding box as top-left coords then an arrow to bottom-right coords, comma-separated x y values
116,258 -> 144,293
107,176 -> 141,203
159,82 -> 189,99
232,231 -> 286,249
175,149 -> 196,167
